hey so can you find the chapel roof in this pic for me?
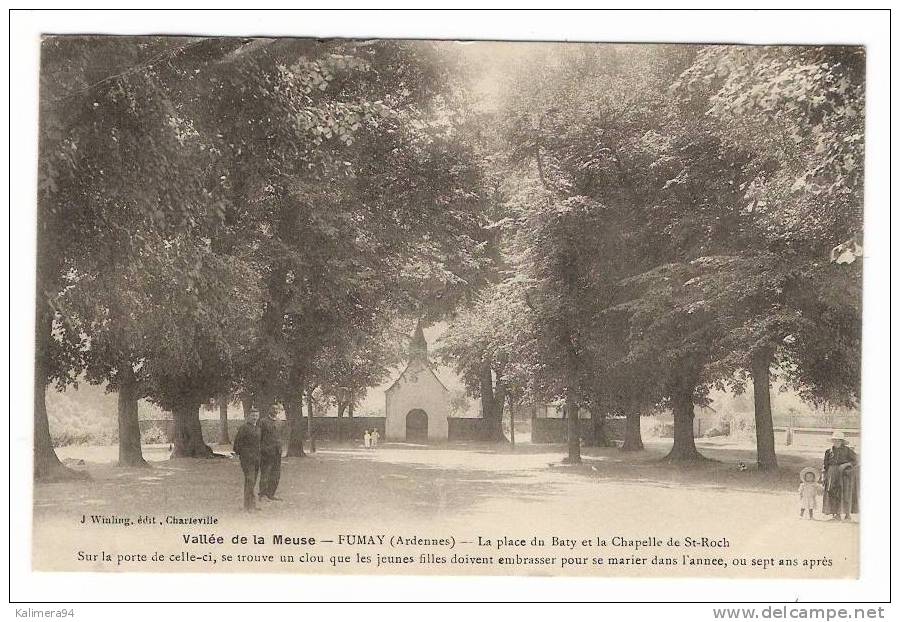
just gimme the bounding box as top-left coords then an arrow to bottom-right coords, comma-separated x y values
385,324 -> 449,394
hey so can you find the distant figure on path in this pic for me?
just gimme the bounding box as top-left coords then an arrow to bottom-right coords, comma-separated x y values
364,429 -> 372,449
822,431 -> 858,521
372,429 -> 380,449
798,467 -> 822,520
258,410 -> 283,501
232,410 -> 261,512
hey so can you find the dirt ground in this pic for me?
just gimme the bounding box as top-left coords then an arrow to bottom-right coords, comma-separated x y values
33,438 -> 858,578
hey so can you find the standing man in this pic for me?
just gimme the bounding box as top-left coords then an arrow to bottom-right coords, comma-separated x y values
232,409 -> 261,512
258,409 -> 283,501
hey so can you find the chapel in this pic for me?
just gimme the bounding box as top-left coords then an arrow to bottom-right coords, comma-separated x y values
384,325 -> 450,442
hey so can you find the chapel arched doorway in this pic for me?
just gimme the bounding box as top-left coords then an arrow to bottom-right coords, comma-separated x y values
405,409 -> 428,442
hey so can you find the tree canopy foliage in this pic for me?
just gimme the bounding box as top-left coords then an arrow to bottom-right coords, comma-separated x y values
445,42 -> 863,465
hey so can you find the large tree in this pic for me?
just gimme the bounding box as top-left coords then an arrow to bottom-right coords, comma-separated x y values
39,37 -> 269,469
442,277 -> 539,443
196,40 -> 495,428
36,36 -> 217,479
672,45 -> 865,468
496,44 -> 720,463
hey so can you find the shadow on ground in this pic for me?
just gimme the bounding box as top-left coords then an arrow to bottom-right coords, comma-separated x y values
36,438 -> 827,524
546,439 -> 822,495
35,447 -> 564,522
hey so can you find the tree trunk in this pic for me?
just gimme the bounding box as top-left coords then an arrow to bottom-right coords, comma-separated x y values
217,393 -> 230,445
252,201 -> 296,427
590,408 -> 613,447
562,324 -> 582,463
336,399 -> 346,442
751,348 -> 778,471
621,411 -> 644,451
494,380 -> 508,442
565,398 -> 582,464
346,400 -> 354,441
117,363 -> 147,467
33,377 -> 63,479
664,379 -> 705,462
479,361 -> 494,418
171,401 -> 213,458
242,397 -> 252,418
284,390 -> 306,457
585,409 -> 599,447
508,397 -> 516,450
33,297 -> 83,481
306,388 -> 316,453
256,387 -> 275,420
599,412 -> 613,447
479,362 -> 503,441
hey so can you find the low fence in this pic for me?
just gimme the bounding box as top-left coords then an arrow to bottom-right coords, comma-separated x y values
447,417 -> 496,442
774,426 -> 860,448
143,416 -> 516,445
140,417 -> 386,445
129,417 -> 865,448
531,417 -> 625,444
296,417 -> 385,442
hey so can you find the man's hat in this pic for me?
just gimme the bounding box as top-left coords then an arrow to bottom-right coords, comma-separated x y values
831,430 -> 846,441
800,466 -> 818,482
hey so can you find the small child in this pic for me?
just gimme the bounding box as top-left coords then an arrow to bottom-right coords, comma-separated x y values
364,429 -> 371,449
372,429 -> 380,449
799,467 -> 823,519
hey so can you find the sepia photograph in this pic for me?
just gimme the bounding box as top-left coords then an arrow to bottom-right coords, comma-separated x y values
10,9 -> 890,609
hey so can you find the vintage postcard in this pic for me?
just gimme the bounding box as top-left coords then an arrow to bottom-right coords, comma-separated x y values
32,35 -> 863,579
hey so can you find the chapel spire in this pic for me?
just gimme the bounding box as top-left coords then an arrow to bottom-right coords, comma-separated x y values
409,321 -> 428,363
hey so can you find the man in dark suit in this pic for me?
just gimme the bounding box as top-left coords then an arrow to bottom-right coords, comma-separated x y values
232,410 -> 261,512
258,410 -> 283,501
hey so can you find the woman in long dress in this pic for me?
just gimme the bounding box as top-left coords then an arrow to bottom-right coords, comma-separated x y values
822,431 -> 858,520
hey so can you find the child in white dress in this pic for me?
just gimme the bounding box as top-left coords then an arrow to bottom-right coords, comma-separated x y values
364,430 -> 371,449
799,467 -> 823,519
